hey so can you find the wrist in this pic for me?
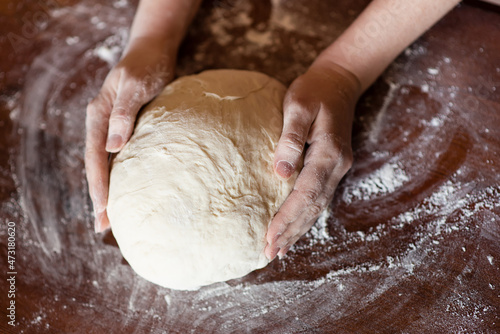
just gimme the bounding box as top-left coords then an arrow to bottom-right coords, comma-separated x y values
124,35 -> 180,58
309,58 -> 362,104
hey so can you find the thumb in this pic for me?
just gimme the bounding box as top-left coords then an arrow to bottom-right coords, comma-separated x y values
105,78 -> 153,153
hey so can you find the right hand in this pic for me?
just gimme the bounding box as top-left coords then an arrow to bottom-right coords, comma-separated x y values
265,61 -> 361,260
85,39 -> 176,233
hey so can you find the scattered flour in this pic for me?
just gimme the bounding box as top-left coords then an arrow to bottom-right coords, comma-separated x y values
305,208 -> 331,244
93,45 -> 121,64
65,36 -> 80,45
245,30 -> 273,46
368,81 -> 399,143
342,161 -> 409,202
427,68 -> 439,75
5,0 -> 497,332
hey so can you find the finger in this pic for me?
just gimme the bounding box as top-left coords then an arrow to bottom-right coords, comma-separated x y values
267,120 -> 352,260
266,157 -> 330,260
274,147 -> 351,259
276,212 -> 321,259
95,209 -> 111,233
106,78 -> 149,153
264,211 -> 318,261
274,91 -> 318,179
86,95 -> 112,232
270,161 -> 341,260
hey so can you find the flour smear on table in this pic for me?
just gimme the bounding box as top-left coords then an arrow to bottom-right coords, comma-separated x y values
1,0 -> 498,332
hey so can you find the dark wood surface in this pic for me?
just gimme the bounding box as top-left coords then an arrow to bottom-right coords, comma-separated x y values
1,0 -> 499,333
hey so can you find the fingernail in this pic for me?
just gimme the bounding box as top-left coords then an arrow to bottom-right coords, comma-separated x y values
269,246 -> 280,261
106,134 -> 123,152
265,244 -> 273,261
276,160 -> 294,179
94,207 -> 106,233
94,220 -> 102,233
278,246 -> 290,259
94,211 -> 102,233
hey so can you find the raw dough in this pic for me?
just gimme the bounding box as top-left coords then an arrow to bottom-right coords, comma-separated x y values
107,70 -> 296,290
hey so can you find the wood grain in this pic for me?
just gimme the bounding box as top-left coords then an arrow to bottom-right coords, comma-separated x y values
0,1 -> 498,333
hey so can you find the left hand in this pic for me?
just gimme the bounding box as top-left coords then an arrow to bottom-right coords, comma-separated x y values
264,61 -> 361,260
85,38 -> 177,233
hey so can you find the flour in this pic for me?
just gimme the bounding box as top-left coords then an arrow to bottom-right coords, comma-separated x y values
113,0 -> 128,9
245,29 -> 273,46
306,209 -> 331,244
90,16 -> 107,29
341,161 -> 409,202
65,36 -> 80,45
90,30 -> 128,65
368,81 -> 399,143
427,68 -> 439,75
94,45 -> 121,65
4,0 -> 498,332
186,0 -> 327,83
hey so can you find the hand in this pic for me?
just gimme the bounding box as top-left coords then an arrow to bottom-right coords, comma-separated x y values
85,38 -> 176,233
264,61 -> 361,260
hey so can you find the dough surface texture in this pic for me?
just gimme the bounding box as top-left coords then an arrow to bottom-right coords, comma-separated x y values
107,70 -> 295,290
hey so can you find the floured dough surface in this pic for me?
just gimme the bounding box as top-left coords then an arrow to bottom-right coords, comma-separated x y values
107,69 -> 295,290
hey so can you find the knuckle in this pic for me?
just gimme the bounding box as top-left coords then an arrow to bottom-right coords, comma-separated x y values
308,202 -> 324,217
330,144 -> 353,173
300,187 -> 321,205
300,218 -> 318,236
110,107 -> 131,123
278,232 -> 296,248
143,72 -> 169,94
325,134 -> 342,157
274,214 -> 298,236
272,212 -> 292,232
297,187 -> 327,217
286,224 -> 301,238
116,68 -> 149,101
318,134 -> 353,172
324,147 -> 343,165
277,214 -> 294,229
86,94 -> 110,119
282,131 -> 305,154
132,84 -> 148,102
124,69 -> 164,102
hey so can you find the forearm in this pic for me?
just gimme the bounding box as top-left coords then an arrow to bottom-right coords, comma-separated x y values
126,0 -> 202,52
314,0 -> 461,93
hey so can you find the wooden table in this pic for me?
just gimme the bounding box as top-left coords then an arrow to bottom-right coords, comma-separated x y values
1,0 -> 499,333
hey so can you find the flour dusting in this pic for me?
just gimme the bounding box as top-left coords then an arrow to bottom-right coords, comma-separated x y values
3,0 -> 498,332
342,161 -> 409,202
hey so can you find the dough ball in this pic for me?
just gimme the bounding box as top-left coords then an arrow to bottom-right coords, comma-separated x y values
107,70 -> 296,290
